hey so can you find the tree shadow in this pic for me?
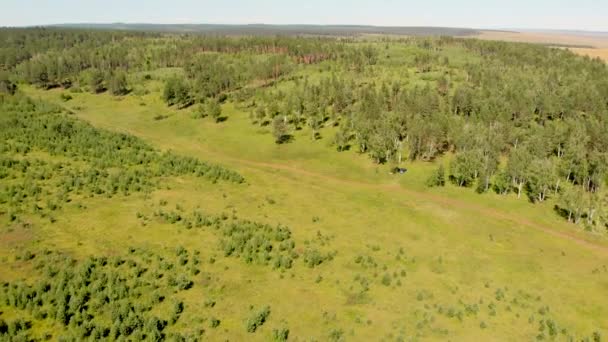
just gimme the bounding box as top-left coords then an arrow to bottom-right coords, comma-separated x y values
216,116 -> 229,123
276,134 -> 294,144
553,204 -> 570,221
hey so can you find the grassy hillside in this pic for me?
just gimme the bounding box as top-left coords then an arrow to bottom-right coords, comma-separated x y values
2,81 -> 605,340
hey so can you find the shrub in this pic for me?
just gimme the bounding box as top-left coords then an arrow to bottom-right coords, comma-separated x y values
302,248 -> 333,268
60,93 -> 73,102
169,301 -> 184,324
329,328 -> 344,341
246,306 -> 271,333
381,274 -> 392,286
273,328 -> 290,341
210,318 -> 221,328
206,99 -> 222,123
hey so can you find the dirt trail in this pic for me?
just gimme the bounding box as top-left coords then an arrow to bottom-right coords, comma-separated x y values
213,153 -> 608,255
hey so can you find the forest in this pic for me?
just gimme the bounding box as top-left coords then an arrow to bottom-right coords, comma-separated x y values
1,27 -> 607,340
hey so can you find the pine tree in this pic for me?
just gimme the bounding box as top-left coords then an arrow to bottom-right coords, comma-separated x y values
426,165 -> 446,187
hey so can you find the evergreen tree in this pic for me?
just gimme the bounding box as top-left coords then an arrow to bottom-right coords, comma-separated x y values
109,71 -> 128,96
206,99 -> 222,123
88,68 -> 105,94
426,165 -> 446,187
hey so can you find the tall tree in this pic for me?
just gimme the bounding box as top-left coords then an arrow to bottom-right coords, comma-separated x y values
88,68 -> 105,94
272,116 -> 290,144
108,71 -> 128,96
205,99 -> 222,123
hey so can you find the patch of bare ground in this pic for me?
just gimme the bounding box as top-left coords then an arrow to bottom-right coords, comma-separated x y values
0,222 -> 34,248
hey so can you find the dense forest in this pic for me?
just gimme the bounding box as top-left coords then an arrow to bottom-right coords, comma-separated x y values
1,27 -> 607,340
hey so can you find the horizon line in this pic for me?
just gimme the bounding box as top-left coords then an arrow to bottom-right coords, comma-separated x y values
3,22 -> 608,34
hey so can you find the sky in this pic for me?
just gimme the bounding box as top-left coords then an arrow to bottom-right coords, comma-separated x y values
1,0 -> 607,32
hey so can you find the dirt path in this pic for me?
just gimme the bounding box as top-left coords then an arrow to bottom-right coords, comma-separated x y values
212,153 -> 608,255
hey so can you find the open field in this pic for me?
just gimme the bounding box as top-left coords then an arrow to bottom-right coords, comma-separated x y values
471,30 -> 608,61
568,47 -> 608,61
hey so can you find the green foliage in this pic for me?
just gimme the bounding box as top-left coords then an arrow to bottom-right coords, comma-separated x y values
206,98 -> 222,123
302,247 -> 334,268
151,206 -> 316,271
492,171 -> 511,195
381,273 -> 392,286
87,68 -> 105,94
163,76 -> 192,108
0,94 -> 244,221
108,71 -> 129,96
0,71 -> 17,95
0,247 -> 201,340
333,125 -> 351,152
273,116 -> 291,144
246,306 -> 271,333
426,165 -> 446,187
449,150 -> 481,187
59,92 -> 72,102
272,327 -> 290,341
220,221 -> 296,270
210,317 -> 221,328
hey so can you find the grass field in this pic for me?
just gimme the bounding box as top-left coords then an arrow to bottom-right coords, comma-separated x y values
2,80 -> 604,340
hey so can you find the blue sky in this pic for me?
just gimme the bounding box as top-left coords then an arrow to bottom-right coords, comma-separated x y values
1,0 -> 607,31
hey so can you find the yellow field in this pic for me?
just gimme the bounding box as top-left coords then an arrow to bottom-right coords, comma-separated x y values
469,30 -> 608,61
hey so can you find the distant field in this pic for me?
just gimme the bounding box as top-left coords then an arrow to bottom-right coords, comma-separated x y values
568,47 -> 608,61
471,30 -> 608,61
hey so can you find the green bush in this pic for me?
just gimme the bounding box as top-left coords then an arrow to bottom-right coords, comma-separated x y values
210,317 -> 221,328
246,306 -> 271,333
273,328 -> 290,341
59,93 -> 72,102
381,274 -> 392,286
